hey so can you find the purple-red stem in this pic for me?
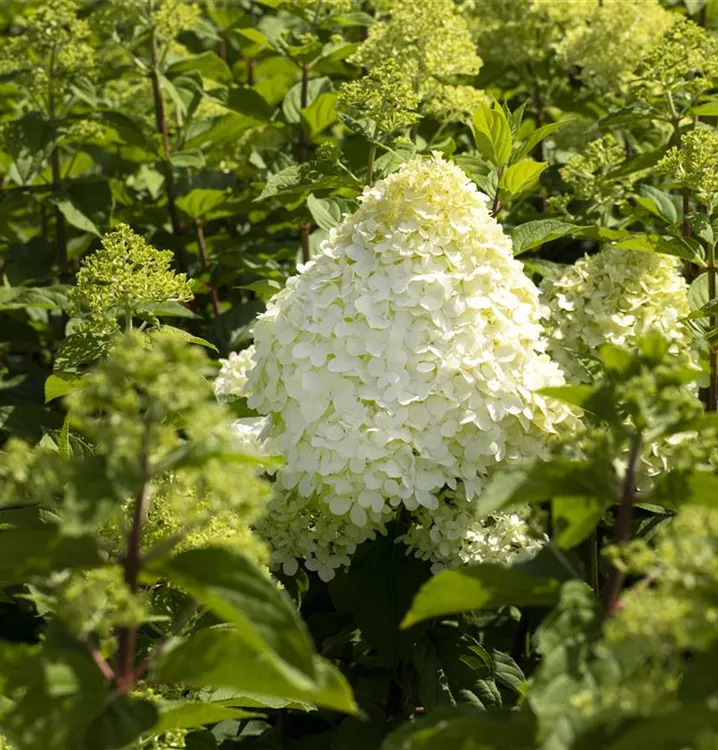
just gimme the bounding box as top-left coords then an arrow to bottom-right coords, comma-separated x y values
195,218 -> 221,315
149,34 -> 189,275
601,434 -> 641,614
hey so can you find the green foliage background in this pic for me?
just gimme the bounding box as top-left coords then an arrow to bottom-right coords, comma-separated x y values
2,0 -> 718,749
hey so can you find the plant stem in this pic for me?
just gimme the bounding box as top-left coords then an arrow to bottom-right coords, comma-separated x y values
708,240 -> 717,411
299,63 -> 311,161
195,218 -> 221,316
667,94 -> 691,239
132,602 -> 201,683
116,456 -> 150,693
47,53 -> 68,283
589,529 -> 600,594
85,638 -> 116,683
601,434 -> 642,615
366,143 -> 376,186
149,31 -> 189,275
300,222 -> 311,264
491,168 -> 504,217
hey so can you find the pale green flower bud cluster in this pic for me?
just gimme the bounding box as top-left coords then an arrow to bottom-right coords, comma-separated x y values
552,135 -> 642,215
633,19 -> 718,103
422,82 -> 490,124
44,566 -> 146,640
604,502 -> 718,699
102,0 -> 201,43
461,0 -> 590,68
0,0 -> 94,93
542,247 -> 693,383
658,127 -> 718,209
221,155 -> 576,579
552,0 -> 676,93
338,60 -> 420,136
351,0 -> 482,87
293,0 -> 353,15
69,224 -> 193,334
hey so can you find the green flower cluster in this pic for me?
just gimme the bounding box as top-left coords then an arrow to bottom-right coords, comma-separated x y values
552,0 -> 675,93
542,247 -> 693,384
351,0 -> 481,85
101,0 -> 202,44
0,0 -> 94,94
461,0 -> 579,68
658,127 -> 718,209
632,19 -> 718,106
44,566 -> 146,641
69,224 -> 193,334
551,135 -> 642,217
422,81 -> 490,124
338,60 -> 420,136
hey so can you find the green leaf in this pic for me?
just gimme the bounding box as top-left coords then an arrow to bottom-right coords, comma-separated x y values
510,220 -> 583,256
99,111 -> 151,151
381,706 -> 537,750
500,159 -> 547,197
166,52 -> 232,83
157,626 -> 358,715
158,326 -> 219,352
240,279 -> 283,301
85,696 -> 158,750
691,100 -> 718,116
552,496 -> 604,549
606,146 -> 669,179
329,527 -> 432,665
613,233 -> 704,264
176,189 -> 228,220
152,701 -> 259,735
0,529 -> 102,584
0,286 -> 69,311
283,77 -> 330,124
636,185 -> 681,225
472,457 -> 614,519
45,373 -> 84,403
306,193 -> 342,230
528,581 -> 607,749
512,120 -> 567,162
170,150 -> 206,169
225,86 -> 275,121
52,195 -> 101,237
415,624 -> 499,710
154,547 -> 317,679
301,91 -> 338,138
402,564 -> 562,628
472,104 -> 512,168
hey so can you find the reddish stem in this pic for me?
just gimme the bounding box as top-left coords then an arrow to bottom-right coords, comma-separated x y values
601,435 -> 641,614
195,218 -> 221,315
149,34 -> 188,275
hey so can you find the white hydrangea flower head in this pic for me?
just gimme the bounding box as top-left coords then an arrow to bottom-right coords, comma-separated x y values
214,346 -> 256,401
542,247 -> 692,383
239,155 -> 575,577
401,492 -> 545,573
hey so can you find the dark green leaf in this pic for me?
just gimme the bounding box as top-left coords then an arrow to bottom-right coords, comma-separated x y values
155,547 -> 317,679
402,564 -> 561,628
157,626 -> 358,715
85,697 -> 158,750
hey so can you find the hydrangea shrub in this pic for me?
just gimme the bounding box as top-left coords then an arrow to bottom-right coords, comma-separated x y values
218,155 -> 575,579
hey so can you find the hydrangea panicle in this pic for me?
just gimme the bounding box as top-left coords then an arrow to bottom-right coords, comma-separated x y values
69,224 -> 193,334
230,155 -> 575,578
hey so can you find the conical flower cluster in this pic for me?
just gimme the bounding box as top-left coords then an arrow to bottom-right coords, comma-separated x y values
542,247 -> 692,383
219,155 -> 575,579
